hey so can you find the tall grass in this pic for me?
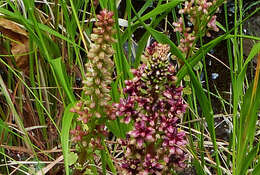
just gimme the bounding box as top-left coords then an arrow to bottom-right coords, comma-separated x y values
0,0 -> 259,174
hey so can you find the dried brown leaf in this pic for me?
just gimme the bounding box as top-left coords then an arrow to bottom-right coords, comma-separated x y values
0,18 -> 29,72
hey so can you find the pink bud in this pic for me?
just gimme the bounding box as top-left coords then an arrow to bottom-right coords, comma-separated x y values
137,138 -> 143,148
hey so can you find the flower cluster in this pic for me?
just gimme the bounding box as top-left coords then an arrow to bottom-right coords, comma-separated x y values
113,42 -> 188,174
70,125 -> 87,142
70,9 -> 116,146
173,0 -> 219,55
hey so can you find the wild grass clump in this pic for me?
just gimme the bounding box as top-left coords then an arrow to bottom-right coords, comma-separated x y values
0,0 -> 260,175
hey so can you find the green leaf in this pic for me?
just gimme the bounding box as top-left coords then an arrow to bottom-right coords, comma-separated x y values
193,159 -> 206,175
99,0 -> 108,8
252,157 -> 260,175
103,142 -> 117,174
132,0 -> 183,27
236,42 -> 260,97
239,146 -> 258,175
131,0 -> 154,22
50,57 -> 76,103
68,152 -> 78,166
111,0 -> 133,81
100,149 -> 107,175
236,76 -> 260,175
0,118 -> 22,139
61,103 -> 76,175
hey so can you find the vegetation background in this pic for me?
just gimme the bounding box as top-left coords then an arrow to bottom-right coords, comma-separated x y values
0,0 -> 260,174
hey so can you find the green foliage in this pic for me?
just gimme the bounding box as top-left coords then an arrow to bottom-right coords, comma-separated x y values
0,0 -> 260,174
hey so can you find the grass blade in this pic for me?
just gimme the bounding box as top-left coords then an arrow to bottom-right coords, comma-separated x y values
50,57 -> 76,103
61,103 -> 76,175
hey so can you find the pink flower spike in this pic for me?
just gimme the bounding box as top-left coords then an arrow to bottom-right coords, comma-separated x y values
170,147 -> 175,154
137,138 -> 144,148
176,148 -> 183,155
